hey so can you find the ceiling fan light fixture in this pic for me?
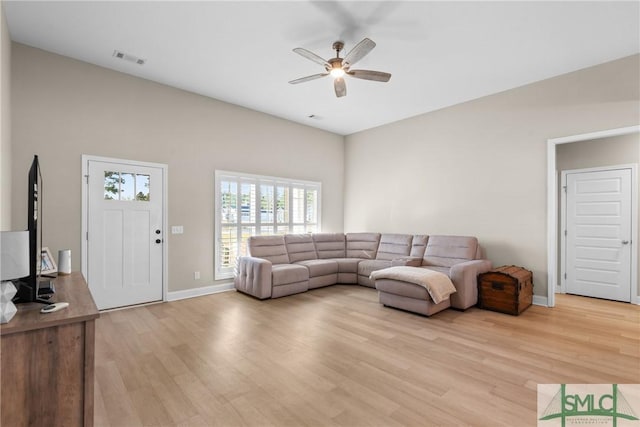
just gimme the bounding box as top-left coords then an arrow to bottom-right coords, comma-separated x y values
330,68 -> 345,78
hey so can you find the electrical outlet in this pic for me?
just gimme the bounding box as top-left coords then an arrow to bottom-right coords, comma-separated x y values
194,271 -> 200,280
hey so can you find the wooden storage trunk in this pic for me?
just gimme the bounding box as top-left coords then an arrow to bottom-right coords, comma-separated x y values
477,265 -> 533,315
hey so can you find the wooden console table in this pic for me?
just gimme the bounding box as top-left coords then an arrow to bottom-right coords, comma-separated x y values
1,272 -> 100,426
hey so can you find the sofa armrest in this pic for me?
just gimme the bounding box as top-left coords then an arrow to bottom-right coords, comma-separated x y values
391,256 -> 423,267
234,256 -> 273,299
449,259 -> 492,310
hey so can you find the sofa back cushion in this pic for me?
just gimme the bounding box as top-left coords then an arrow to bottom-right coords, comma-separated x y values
475,244 -> 483,259
410,235 -> 428,258
248,235 -> 289,265
375,234 -> 413,260
285,234 -> 317,263
346,233 -> 381,259
422,235 -> 479,267
312,233 -> 346,259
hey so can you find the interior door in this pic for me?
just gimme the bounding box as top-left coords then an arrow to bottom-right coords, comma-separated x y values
565,168 -> 632,302
87,159 -> 164,309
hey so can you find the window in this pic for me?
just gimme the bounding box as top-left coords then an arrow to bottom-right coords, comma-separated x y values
104,171 -> 150,201
215,170 -> 321,279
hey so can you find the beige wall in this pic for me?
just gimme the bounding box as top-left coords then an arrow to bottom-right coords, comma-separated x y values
557,133 -> 639,170
556,132 -> 640,297
344,54 -> 640,298
11,43 -> 344,292
0,4 -> 10,230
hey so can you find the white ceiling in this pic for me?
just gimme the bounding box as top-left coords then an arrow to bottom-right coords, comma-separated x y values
4,1 -> 639,136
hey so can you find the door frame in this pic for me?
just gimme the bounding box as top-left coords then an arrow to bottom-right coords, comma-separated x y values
559,164 -> 637,300
547,125 -> 639,307
81,155 -> 169,304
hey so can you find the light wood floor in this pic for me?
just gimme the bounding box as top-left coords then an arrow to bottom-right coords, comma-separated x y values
94,286 -> 640,427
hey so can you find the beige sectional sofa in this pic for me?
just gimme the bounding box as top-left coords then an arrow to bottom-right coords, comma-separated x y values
234,232 -> 492,316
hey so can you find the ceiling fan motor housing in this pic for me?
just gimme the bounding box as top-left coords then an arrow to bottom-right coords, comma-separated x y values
328,57 -> 344,71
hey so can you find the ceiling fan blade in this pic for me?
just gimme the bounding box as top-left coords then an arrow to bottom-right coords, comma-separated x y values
347,69 -> 391,82
334,77 -> 346,98
293,48 -> 330,68
342,38 -> 376,69
288,73 -> 329,84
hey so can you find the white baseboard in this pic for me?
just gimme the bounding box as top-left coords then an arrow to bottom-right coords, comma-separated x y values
167,282 -> 235,302
532,295 -> 548,307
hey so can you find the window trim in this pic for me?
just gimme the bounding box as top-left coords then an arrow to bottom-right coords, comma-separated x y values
214,170 -> 322,280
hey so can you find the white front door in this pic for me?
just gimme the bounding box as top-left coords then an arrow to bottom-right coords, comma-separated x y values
565,168 -> 632,302
86,159 -> 164,309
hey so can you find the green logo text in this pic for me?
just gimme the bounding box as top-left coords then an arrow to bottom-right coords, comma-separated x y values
539,384 -> 638,427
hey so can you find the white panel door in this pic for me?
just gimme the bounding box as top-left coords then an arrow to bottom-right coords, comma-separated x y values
565,168 -> 632,302
87,160 -> 163,309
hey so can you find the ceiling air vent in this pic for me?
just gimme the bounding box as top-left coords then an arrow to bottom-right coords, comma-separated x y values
112,50 -> 145,65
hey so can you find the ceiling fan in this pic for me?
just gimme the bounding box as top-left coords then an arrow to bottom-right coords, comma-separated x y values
288,37 -> 391,98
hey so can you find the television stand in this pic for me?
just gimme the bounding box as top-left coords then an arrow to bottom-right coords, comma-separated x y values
1,272 -> 99,426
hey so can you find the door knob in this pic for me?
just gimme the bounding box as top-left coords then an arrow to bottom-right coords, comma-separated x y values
155,239 -> 162,244
622,240 -> 630,245
155,229 -> 161,234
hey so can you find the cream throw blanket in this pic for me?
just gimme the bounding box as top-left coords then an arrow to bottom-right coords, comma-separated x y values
370,266 -> 457,304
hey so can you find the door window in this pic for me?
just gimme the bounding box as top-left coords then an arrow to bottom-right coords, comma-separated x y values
104,171 -> 151,201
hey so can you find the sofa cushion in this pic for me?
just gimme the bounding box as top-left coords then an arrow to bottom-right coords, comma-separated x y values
248,235 -> 289,265
285,234 -> 317,263
410,235 -> 428,258
346,233 -> 381,259
271,264 -> 309,286
422,235 -> 478,267
391,257 -> 423,267
376,234 -> 413,260
295,259 -> 339,277
333,258 -> 361,273
357,259 -> 392,277
421,266 -> 451,276
312,233 -> 346,259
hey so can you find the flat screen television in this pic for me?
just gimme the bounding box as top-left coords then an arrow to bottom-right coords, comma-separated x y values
13,155 -> 51,304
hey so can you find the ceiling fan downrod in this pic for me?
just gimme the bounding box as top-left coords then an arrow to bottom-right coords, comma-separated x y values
332,41 -> 344,58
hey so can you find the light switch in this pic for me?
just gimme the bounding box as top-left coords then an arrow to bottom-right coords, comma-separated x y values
171,226 -> 184,234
